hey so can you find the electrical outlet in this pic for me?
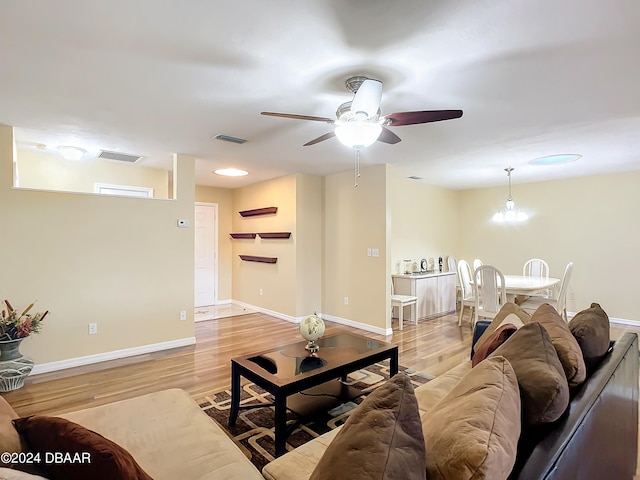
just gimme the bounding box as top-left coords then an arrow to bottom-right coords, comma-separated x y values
180,310 -> 187,321
568,291 -> 575,300
88,323 -> 97,335
344,297 -> 349,305
259,288 -> 263,296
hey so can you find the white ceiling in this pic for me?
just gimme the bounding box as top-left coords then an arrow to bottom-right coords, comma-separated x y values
1,0 -> 639,190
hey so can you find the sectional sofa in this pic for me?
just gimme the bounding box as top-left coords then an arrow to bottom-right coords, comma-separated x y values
1,302 -> 637,480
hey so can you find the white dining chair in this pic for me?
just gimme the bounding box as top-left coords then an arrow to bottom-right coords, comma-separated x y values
391,281 -> 418,331
447,256 -> 457,272
523,258 -> 550,278
473,264 -> 507,327
523,258 -> 551,298
457,260 -> 476,326
520,262 -> 574,322
473,258 -> 483,271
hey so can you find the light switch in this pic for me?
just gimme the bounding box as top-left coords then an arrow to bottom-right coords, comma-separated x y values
372,248 -> 380,257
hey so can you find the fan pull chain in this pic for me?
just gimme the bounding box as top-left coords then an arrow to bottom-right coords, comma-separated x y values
354,149 -> 361,187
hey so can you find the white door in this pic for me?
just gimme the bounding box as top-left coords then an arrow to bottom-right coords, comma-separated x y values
195,203 -> 217,307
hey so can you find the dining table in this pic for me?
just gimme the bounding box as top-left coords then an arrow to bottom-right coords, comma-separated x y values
472,274 -> 561,302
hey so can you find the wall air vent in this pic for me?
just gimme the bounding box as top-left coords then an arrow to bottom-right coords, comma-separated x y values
98,150 -> 144,163
212,134 -> 247,144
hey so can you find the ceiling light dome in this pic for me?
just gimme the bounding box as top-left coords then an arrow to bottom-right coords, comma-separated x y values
57,146 -> 86,161
214,168 -> 248,177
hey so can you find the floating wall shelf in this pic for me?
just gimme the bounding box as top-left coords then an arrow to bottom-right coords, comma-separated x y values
239,255 -> 278,264
229,233 -> 257,239
239,207 -> 278,217
258,232 -> 291,239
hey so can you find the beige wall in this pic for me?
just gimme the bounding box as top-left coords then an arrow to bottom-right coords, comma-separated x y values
457,171 -> 640,321
295,174 -> 323,316
195,186 -> 233,302
323,165 -> 389,330
16,149 -> 170,199
388,169 -> 460,273
0,125 -> 195,365
231,175 -> 298,316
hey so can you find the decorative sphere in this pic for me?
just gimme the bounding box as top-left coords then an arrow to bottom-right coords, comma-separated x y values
299,313 -> 325,342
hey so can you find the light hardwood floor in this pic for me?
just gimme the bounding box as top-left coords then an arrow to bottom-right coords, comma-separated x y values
4,312 -> 474,416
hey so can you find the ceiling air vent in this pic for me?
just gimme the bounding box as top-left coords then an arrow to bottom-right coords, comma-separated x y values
98,150 -> 144,163
212,134 -> 247,144
408,176 -> 424,180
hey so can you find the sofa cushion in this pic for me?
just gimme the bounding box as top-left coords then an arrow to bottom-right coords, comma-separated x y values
474,302 -> 531,353
12,416 -> 153,480
0,467 -> 49,479
422,356 -> 521,480
60,388 -> 263,480
569,302 -> 611,371
472,323 -> 518,367
309,372 -> 425,480
0,396 -> 22,467
414,361 -> 472,417
489,322 -> 569,425
530,303 -> 586,387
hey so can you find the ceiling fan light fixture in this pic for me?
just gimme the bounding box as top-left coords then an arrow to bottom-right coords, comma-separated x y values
57,145 -> 86,161
334,122 -> 382,149
214,168 -> 248,177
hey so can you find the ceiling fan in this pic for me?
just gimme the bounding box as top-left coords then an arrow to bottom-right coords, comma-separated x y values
261,76 -> 463,148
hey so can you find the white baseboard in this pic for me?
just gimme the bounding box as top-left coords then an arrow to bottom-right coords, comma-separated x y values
231,301 -> 393,336
216,299 -> 232,305
232,300 -> 298,323
319,313 -> 393,337
31,337 -> 196,376
608,317 -> 640,326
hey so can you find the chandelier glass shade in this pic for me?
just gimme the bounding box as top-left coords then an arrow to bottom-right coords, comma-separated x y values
334,121 -> 382,149
492,167 -> 529,223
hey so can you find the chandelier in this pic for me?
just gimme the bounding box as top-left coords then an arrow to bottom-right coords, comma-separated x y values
492,167 -> 529,223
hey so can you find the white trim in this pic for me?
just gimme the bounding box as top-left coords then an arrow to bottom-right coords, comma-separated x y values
608,317 -> 640,326
216,299 -> 232,305
94,182 -> 154,198
566,311 -> 639,326
231,301 -> 393,336
232,300 -> 297,323
320,313 -> 393,337
30,337 -> 196,376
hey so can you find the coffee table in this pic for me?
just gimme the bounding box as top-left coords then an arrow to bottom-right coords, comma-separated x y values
229,332 -> 399,457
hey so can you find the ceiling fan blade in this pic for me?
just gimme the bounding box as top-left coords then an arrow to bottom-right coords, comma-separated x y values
303,131 -> 336,146
351,79 -> 382,119
377,127 -> 401,144
261,112 -> 335,123
383,110 -> 463,126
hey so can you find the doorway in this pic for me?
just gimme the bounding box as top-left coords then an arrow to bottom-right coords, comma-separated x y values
195,203 -> 218,307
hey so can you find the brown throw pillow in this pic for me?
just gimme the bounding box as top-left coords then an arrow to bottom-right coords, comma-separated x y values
422,356 -> 521,480
12,416 -> 153,480
489,322 -> 569,426
474,302 -> 531,352
569,302 -> 611,371
530,303 -> 586,388
309,372 -> 425,480
472,323 -> 518,367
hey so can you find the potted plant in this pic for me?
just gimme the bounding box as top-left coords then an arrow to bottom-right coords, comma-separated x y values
0,299 -> 48,391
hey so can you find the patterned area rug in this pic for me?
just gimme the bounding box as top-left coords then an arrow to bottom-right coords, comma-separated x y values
197,361 -> 433,472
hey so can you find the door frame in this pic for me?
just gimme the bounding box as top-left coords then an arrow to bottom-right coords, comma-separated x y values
195,202 -> 219,306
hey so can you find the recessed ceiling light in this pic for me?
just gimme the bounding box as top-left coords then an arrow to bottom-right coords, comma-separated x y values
529,154 -> 582,166
57,146 -> 86,161
214,168 -> 248,177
